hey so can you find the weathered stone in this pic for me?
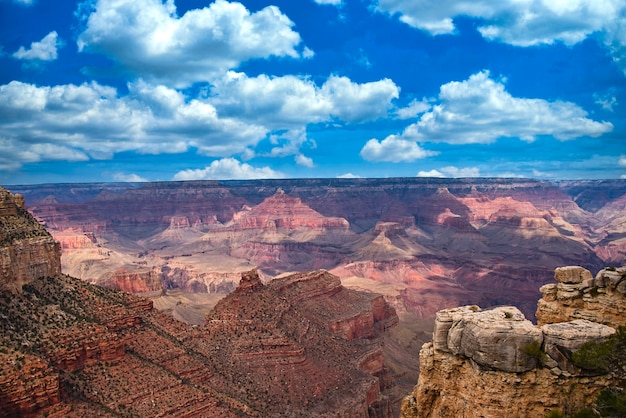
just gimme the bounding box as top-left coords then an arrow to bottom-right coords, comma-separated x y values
432,305 -> 480,352
537,266 -> 626,327
554,266 -> 592,284
556,282 -> 582,300
447,306 -> 542,373
541,320 -> 616,374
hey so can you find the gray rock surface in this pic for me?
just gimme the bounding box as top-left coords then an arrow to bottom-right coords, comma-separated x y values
447,306 -> 542,373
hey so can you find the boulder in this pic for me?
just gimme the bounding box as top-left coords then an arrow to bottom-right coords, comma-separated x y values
554,266 -> 592,284
541,319 -> 616,374
432,305 -> 481,352
447,306 -> 543,372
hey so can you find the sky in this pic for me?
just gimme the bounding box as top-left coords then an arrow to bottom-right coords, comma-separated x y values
0,0 -> 625,184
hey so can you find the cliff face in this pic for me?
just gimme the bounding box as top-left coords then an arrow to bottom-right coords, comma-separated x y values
537,265 -> 626,327
0,187 -> 61,293
401,266 -> 625,418
12,178 -> 623,322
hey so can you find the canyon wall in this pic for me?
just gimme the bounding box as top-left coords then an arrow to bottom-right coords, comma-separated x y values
0,186 -> 400,417
0,187 -> 61,292
401,266 -> 626,418
11,178 -> 625,324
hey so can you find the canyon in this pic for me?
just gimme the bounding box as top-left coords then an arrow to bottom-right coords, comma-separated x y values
8,178 -> 626,399
10,178 -> 626,322
0,186 -> 399,417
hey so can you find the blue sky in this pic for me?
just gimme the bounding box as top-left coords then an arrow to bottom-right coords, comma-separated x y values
0,0 -> 625,184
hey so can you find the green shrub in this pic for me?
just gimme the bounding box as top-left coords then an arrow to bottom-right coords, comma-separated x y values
571,340 -> 613,373
596,388 -> 626,417
522,339 -> 547,365
546,409 -> 565,418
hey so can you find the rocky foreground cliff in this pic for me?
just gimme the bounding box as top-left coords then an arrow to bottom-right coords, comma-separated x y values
401,265 -> 626,417
0,187 -> 399,417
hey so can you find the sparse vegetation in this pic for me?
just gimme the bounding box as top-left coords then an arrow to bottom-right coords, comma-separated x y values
522,339 -> 547,365
571,327 -> 626,374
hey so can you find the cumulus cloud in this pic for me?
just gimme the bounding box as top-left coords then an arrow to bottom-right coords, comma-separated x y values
373,0 -> 626,74
360,135 -> 438,162
295,154 -> 314,167
76,0 -> 305,86
396,98 -> 431,119
620,155 -> 626,167
337,173 -> 361,178
417,166 -> 480,178
112,172 -> 148,182
12,0 -> 34,5
398,71 -> 612,144
13,31 -> 61,61
211,72 -> 399,128
0,80 -> 267,169
172,158 -> 284,180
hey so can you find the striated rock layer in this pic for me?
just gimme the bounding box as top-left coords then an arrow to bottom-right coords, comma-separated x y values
536,265 -> 626,327
11,178 -> 625,322
401,265 -> 626,418
0,186 -> 399,417
0,187 -> 61,292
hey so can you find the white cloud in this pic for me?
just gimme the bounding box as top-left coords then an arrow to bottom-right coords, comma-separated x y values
595,91 -> 619,112
531,169 -> 553,178
337,173 -> 362,178
0,80 -> 267,169
112,172 -> 148,182
12,0 -> 34,5
295,154 -> 315,167
212,72 -> 399,128
321,75 -> 399,122
396,98 -> 431,119
621,174 -> 626,179
619,155 -> 626,167
13,31 -> 61,61
398,71 -> 612,144
373,0 -> 626,74
360,135 -> 438,162
314,0 -> 342,5
172,158 -> 284,180
76,0 -> 305,87
417,166 -> 480,178
416,169 -> 444,178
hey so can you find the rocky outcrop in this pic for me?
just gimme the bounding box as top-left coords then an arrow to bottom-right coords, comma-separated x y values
401,266 -> 625,418
536,265 -> 626,327
0,190 -> 399,417
0,187 -> 61,293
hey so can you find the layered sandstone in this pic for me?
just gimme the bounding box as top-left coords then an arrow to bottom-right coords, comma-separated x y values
401,266 -> 626,418
11,179 -> 620,322
536,265 -> 626,327
0,187 -> 61,292
0,188 -> 400,417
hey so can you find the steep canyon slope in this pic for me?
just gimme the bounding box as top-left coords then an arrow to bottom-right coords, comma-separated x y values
0,186 -> 399,417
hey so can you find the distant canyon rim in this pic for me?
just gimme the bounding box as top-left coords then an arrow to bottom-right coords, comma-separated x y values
8,177 -> 626,396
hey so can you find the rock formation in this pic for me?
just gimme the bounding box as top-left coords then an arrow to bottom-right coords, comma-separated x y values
537,265 -> 626,327
0,187 -> 61,293
401,265 -> 626,418
0,187 -> 400,417
11,178 -> 622,324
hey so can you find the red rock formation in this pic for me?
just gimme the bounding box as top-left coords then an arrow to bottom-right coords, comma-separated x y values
0,187 -> 61,293
0,191 -> 399,416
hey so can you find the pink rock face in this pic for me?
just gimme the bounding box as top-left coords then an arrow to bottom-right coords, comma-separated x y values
9,178 -> 626,321
230,189 -> 349,231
